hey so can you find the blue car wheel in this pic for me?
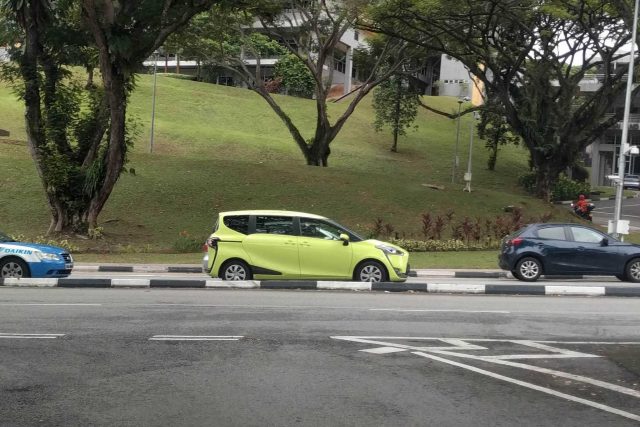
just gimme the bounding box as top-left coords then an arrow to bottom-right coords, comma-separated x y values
0,258 -> 30,279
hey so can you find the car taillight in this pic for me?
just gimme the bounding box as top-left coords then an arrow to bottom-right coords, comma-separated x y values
509,237 -> 523,247
201,244 -> 208,252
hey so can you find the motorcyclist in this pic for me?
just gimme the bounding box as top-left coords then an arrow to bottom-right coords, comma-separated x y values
575,194 -> 589,214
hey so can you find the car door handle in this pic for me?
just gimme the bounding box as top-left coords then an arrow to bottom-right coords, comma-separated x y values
577,247 -> 585,251
300,241 -> 311,247
284,240 -> 297,246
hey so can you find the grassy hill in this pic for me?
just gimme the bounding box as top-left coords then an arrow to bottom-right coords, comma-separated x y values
0,74 -> 569,252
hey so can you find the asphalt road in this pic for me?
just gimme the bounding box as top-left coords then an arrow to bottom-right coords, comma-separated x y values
1,288 -> 639,426
592,197 -> 640,230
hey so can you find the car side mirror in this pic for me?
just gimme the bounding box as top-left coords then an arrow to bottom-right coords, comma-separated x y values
339,233 -> 350,246
601,238 -> 609,247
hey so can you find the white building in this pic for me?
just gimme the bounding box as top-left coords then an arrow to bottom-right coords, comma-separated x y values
584,54 -> 640,187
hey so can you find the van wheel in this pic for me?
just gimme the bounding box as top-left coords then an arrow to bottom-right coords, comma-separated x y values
0,258 -> 31,279
220,260 -> 252,281
515,257 -> 542,282
354,261 -> 388,283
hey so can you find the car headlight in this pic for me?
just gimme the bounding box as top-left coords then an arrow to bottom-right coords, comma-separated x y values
36,252 -> 61,262
376,244 -> 404,256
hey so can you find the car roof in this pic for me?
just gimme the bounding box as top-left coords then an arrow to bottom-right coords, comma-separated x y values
219,210 -> 328,220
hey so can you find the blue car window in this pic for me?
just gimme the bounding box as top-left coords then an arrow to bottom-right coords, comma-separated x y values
536,226 -> 566,240
571,227 -> 603,243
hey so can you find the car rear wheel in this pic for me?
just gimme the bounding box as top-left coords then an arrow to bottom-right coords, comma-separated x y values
515,257 -> 542,282
220,260 -> 252,281
0,258 -> 30,279
355,261 -> 388,283
625,258 -> 640,283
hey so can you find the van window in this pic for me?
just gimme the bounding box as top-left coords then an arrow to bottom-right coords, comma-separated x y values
223,215 -> 249,234
255,216 -> 294,235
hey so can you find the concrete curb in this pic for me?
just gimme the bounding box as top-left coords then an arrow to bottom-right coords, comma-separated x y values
71,264 -> 619,280
1,278 -> 639,296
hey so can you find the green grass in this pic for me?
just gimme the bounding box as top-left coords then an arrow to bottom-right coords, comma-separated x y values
0,74 -> 574,254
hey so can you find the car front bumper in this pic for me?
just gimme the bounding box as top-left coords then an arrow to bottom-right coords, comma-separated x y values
29,260 -> 73,278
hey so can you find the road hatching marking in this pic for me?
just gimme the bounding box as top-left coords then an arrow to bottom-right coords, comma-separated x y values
332,336 -> 640,422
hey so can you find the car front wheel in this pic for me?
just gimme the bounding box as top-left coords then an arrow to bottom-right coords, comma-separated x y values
625,258 -> 640,283
220,260 -> 252,281
0,258 -> 31,279
514,257 -> 542,282
355,261 -> 388,283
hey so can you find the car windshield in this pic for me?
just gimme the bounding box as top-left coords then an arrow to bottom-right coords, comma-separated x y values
0,231 -> 15,242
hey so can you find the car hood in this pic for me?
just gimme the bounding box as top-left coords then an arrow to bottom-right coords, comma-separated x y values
1,242 -> 67,254
361,239 -> 406,252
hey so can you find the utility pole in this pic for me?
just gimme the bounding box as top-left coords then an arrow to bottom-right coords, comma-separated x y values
149,50 -> 159,154
612,0 -> 639,240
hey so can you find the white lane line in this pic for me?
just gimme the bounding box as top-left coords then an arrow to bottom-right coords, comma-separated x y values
0,333 -> 65,339
429,349 -> 640,399
149,335 -> 244,341
360,347 -> 407,354
412,351 -> 640,422
535,341 -> 640,345
369,309 -> 510,313
0,303 -> 102,306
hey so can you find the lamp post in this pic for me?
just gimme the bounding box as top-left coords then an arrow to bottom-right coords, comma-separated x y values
149,50 -> 159,154
612,0 -> 639,239
451,98 -> 464,183
463,112 -> 478,192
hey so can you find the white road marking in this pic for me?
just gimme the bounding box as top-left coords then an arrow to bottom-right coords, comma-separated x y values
428,349 -> 640,399
149,335 -> 244,341
360,347 -> 407,354
369,309 -> 510,313
0,333 -> 65,339
0,303 -> 102,306
412,351 -> 640,422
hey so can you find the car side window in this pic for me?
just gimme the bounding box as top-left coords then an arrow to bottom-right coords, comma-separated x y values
571,227 -> 604,244
300,218 -> 343,240
223,215 -> 249,234
536,226 -> 566,240
255,216 -> 295,236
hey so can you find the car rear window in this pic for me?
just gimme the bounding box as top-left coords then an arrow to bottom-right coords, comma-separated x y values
223,215 -> 249,234
536,226 -> 566,240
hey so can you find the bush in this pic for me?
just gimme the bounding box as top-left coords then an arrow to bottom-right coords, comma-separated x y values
388,238 -> 500,252
551,176 -> 590,202
519,173 -> 590,201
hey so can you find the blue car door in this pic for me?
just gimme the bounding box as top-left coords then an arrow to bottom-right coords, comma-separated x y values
533,225 -> 576,274
568,226 -> 619,274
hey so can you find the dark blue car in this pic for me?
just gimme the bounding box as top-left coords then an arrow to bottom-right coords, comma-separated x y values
498,223 -> 640,282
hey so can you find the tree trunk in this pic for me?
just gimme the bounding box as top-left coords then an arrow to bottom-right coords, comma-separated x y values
533,158 -> 562,202
87,69 -> 128,230
391,78 -> 401,152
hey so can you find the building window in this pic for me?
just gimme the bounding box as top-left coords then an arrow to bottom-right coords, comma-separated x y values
354,30 -> 359,41
334,52 -> 346,73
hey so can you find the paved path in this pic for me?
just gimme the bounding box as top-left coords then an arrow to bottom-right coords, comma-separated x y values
1,289 -> 639,426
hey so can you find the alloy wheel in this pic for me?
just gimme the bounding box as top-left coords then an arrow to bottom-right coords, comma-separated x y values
224,264 -> 247,281
359,265 -> 383,282
629,261 -> 640,281
1,262 -> 24,279
519,260 -> 539,280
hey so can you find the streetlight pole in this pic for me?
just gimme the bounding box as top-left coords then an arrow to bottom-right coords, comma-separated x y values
612,0 -> 639,239
451,99 -> 463,183
464,112 -> 477,192
149,50 -> 159,154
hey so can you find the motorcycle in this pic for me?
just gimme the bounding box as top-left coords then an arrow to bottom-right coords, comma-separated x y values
570,202 -> 595,221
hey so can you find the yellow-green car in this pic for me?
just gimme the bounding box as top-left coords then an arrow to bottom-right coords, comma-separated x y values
204,210 -> 409,282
